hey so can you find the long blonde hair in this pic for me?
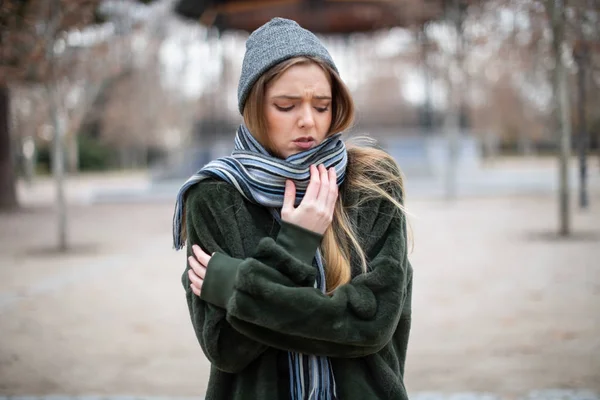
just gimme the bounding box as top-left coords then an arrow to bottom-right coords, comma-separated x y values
243,56 -> 408,294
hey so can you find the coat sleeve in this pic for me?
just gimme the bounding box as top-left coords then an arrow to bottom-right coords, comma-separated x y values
196,182 -> 411,359
182,182 -> 268,374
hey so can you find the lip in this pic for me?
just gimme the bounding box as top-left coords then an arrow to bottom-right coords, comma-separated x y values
293,137 -> 315,150
293,141 -> 315,150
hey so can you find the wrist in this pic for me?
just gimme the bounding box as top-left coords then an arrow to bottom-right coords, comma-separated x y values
281,218 -> 325,236
200,252 -> 242,308
276,221 -> 323,265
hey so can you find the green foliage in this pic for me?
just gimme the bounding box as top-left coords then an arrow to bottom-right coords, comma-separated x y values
77,135 -> 113,171
93,8 -> 108,24
36,143 -> 51,173
36,135 -> 114,172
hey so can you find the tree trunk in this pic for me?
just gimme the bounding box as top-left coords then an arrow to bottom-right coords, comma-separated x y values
420,24 -> 434,136
549,0 -> 571,236
48,83 -> 68,252
67,130 -> 79,173
576,46 -> 588,209
444,1 -> 466,201
0,85 -> 18,210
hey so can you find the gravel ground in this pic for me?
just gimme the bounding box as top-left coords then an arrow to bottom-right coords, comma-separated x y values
1,171 -> 599,399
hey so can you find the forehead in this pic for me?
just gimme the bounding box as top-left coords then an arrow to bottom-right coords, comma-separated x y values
267,63 -> 331,95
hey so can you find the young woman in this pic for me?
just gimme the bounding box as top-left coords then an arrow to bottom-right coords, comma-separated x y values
173,17 -> 413,400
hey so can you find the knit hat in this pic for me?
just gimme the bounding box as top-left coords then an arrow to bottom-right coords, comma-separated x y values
237,17 -> 339,114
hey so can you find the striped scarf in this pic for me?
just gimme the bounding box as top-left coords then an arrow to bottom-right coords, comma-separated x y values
172,124 -> 346,400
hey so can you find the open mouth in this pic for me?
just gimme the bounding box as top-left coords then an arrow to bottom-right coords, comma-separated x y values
293,137 -> 315,149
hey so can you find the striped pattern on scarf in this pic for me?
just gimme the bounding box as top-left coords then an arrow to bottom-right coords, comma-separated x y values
172,124 -> 346,400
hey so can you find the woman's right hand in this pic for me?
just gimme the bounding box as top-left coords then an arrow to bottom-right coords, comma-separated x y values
281,164 -> 338,235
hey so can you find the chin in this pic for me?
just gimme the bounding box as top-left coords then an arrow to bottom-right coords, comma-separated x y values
272,149 -> 292,159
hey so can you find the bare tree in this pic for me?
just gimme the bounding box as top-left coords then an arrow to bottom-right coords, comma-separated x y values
0,0 -> 102,214
543,0 -> 571,235
0,83 -> 13,209
445,0 -> 599,234
570,0 -> 600,208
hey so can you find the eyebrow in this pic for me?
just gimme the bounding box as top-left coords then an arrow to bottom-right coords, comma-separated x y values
272,95 -> 332,100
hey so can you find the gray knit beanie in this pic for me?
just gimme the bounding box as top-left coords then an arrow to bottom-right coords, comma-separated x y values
237,17 -> 339,114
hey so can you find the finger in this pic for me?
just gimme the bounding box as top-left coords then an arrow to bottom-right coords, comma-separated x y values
303,164 -> 321,201
190,283 -> 201,297
189,270 -> 203,295
188,255 -> 207,279
325,167 -> 338,211
188,268 -> 205,287
329,166 -> 338,192
192,244 -> 211,267
330,165 -> 338,186
316,164 -> 330,204
282,180 -> 296,213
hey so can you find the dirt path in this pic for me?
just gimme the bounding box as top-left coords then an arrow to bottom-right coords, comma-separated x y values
0,189 -> 599,397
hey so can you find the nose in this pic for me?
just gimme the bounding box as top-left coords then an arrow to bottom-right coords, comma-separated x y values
298,103 -> 315,129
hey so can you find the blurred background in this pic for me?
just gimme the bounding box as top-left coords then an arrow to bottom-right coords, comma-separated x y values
0,0 -> 599,399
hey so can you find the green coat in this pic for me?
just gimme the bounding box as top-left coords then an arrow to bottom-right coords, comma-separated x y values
181,177 -> 413,400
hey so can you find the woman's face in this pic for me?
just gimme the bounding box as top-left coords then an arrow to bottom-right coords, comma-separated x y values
264,62 -> 333,158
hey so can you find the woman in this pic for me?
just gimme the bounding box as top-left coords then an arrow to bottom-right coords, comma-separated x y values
173,17 -> 413,400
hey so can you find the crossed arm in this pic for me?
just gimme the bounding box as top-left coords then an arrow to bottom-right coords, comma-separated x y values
181,181 -> 410,373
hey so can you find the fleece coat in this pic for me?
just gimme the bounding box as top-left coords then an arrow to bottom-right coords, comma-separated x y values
181,175 -> 413,400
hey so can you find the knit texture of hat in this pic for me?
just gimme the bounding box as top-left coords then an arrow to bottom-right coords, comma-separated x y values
237,17 -> 339,114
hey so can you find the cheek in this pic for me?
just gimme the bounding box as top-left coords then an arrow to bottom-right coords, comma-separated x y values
270,109 -> 299,127
318,112 -> 333,134
265,109 -> 292,145
266,109 -> 288,129
265,108 -> 277,128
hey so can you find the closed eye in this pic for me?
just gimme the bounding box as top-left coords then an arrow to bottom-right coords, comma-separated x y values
275,104 -> 330,113
275,105 -> 294,112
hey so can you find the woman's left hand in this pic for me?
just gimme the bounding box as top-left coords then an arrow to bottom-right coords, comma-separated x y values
188,244 -> 212,297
